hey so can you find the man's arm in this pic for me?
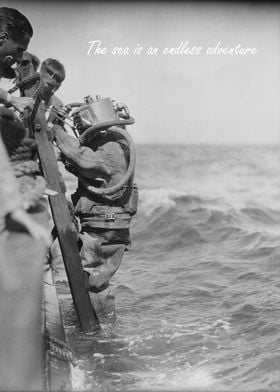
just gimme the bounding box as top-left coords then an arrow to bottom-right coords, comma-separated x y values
53,125 -> 111,179
0,87 -> 33,112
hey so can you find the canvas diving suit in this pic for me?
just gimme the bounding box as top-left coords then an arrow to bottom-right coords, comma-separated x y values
53,124 -> 138,322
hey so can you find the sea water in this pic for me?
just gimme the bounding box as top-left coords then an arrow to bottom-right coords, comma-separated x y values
56,144 -> 280,391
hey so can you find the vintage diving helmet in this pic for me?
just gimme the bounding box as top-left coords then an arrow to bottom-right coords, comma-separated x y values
71,95 -> 134,144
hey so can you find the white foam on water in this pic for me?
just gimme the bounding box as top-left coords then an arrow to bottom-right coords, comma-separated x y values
133,366 -> 216,391
140,188 -> 190,217
71,362 -> 88,391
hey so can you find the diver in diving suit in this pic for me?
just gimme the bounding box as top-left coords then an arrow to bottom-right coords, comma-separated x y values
52,96 -> 138,323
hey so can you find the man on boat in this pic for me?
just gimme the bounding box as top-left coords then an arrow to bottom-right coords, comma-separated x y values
0,7 -> 50,244
39,58 -> 65,115
0,8 -> 51,390
16,54 -> 66,121
0,7 -> 34,113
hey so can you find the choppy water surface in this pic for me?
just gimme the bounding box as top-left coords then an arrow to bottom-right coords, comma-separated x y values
56,144 -> 280,391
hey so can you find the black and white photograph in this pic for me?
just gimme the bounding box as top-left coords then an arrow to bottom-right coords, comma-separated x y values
0,1 -> 280,391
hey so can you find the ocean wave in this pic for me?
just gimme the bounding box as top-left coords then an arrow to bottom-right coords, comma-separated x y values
205,209 -> 239,226
65,145 -> 280,392
132,188 -> 280,257
133,208 -> 206,250
241,207 -> 280,226
139,188 -> 198,217
138,188 -> 225,217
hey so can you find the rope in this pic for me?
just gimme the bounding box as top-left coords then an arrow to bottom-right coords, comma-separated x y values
17,174 -> 46,210
42,103 -> 78,137
12,160 -> 39,176
45,333 -> 75,364
7,138 -> 47,210
8,72 -> 41,95
8,138 -> 37,162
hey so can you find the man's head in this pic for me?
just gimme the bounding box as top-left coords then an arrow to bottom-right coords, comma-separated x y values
21,51 -> 40,72
16,51 -> 40,81
0,7 -> 33,72
40,58 -> 65,102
